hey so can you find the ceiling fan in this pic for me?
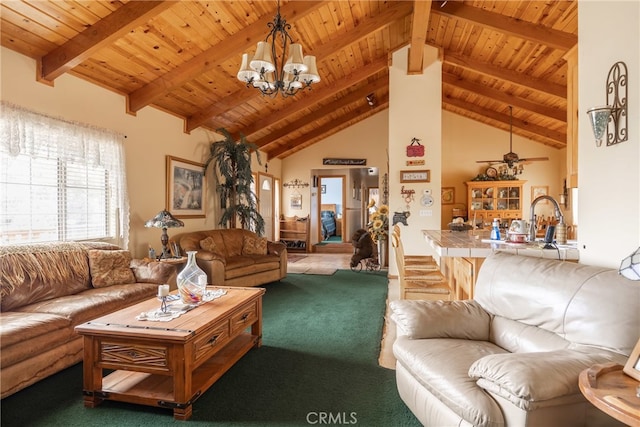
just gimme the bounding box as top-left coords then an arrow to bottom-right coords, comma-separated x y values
476,106 -> 549,169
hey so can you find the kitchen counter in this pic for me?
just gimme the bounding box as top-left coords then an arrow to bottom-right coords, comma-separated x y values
423,229 -> 580,261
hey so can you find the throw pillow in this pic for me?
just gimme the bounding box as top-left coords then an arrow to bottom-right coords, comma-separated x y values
200,236 -> 224,257
242,235 -> 268,255
88,249 -> 136,288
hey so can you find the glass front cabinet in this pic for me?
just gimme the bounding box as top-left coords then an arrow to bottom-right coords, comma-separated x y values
466,180 -> 525,225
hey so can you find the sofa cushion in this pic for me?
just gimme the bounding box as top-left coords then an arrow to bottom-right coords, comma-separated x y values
199,236 -> 225,258
469,350 -> 622,411
224,256 -> 280,280
0,242 -> 92,311
16,282 -> 158,325
0,311 -> 71,348
242,235 -> 268,255
390,299 -> 490,340
474,252 -> 640,356
0,312 -> 76,368
87,249 -> 136,288
394,336 -> 507,427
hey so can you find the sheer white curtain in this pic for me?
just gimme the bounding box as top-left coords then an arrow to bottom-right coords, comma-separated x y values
0,102 -> 130,247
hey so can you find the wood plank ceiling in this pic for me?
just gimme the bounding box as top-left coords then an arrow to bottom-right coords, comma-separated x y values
1,1 -> 577,160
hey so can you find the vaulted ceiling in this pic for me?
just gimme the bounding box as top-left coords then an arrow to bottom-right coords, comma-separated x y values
1,1 -> 577,160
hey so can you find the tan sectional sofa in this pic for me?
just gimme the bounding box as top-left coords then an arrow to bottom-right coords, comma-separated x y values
176,228 -> 287,287
0,241 -> 177,398
390,252 -> 639,427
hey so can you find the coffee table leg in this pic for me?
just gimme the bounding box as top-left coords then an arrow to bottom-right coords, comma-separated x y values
173,405 -> 193,421
82,336 -> 103,407
252,298 -> 263,348
172,346 -> 194,421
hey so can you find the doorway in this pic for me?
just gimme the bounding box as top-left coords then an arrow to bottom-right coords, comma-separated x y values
257,172 -> 274,240
318,176 -> 345,242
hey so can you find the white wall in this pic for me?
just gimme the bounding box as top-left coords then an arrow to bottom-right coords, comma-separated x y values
578,1 -> 640,267
0,47 -> 278,258
441,110 -> 565,227
388,45 -> 442,273
281,110 -> 389,242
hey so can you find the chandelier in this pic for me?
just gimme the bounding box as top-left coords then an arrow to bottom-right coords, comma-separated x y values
236,1 -> 320,97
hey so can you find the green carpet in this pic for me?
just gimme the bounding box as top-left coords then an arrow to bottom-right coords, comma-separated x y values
1,270 -> 419,427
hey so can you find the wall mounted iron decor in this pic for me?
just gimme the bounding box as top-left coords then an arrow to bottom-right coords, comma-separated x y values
586,61 -> 628,147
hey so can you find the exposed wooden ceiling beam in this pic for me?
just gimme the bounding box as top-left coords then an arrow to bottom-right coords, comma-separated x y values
256,76 -> 388,150
443,97 -> 566,146
127,1 -> 324,114
433,2 -> 577,51
444,52 -> 567,99
442,72 -> 566,123
407,0 -> 431,74
191,2 -> 411,134
268,95 -> 390,159
227,57 -> 389,138
38,1 -> 175,83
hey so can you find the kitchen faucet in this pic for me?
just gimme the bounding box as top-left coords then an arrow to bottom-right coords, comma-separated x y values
528,195 -> 564,242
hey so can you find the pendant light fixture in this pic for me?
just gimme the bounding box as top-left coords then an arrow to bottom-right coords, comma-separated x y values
237,0 -> 320,98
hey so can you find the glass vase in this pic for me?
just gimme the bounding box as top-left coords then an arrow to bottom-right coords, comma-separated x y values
177,251 -> 207,304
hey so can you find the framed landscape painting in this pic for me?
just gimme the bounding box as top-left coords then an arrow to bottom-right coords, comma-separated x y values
166,155 -> 206,218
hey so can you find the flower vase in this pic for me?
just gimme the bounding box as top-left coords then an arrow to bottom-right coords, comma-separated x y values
377,238 -> 388,267
177,251 -> 207,304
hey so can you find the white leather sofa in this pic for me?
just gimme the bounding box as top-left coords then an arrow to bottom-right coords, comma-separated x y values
390,252 -> 639,427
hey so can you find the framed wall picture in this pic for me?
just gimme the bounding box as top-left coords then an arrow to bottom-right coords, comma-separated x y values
441,187 -> 455,205
290,194 -> 302,210
531,185 -> 549,204
623,338 -> 640,381
166,155 -> 206,218
400,169 -> 430,183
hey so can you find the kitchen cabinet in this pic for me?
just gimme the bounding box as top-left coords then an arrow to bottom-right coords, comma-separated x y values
466,180 -> 526,225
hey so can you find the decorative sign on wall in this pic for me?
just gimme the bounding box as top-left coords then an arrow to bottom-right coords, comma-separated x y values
322,158 -> 367,166
406,137 -> 424,157
406,159 -> 425,166
400,169 -> 430,183
400,186 -> 415,204
393,211 -> 410,226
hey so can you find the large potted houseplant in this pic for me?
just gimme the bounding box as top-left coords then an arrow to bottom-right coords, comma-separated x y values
204,128 -> 265,235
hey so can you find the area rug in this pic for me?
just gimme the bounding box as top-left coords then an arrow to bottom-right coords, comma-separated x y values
1,270 -> 419,427
287,254 -> 307,263
304,267 -> 336,275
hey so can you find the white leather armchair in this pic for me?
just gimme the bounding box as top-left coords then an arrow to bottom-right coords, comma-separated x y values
390,252 -> 638,427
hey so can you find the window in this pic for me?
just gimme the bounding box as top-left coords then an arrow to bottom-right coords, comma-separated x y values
0,102 -> 129,247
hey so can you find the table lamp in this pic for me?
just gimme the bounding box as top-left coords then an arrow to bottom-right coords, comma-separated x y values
619,246 -> 640,281
144,210 -> 184,259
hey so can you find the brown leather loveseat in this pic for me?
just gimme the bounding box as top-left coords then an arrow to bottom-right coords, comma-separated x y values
0,241 -> 177,398
177,228 -> 287,287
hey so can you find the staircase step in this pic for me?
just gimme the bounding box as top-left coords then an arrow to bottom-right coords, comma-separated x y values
312,242 -> 353,254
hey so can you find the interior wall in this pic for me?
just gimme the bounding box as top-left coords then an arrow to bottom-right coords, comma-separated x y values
388,45 -> 443,273
441,110 -> 565,228
0,47 -> 279,258
578,1 -> 640,267
281,110 -> 389,244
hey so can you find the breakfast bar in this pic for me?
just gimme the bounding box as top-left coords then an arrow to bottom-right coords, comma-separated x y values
422,229 -> 580,299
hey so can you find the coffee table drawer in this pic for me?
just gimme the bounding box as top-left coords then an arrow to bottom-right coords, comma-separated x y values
230,301 -> 258,335
194,321 -> 230,363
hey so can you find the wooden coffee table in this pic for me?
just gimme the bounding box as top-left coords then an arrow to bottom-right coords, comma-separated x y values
75,286 -> 265,421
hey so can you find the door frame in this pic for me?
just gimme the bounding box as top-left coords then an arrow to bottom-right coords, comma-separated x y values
317,175 -> 346,242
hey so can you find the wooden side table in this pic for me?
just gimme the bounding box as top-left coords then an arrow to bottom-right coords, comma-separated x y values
579,362 -> 640,426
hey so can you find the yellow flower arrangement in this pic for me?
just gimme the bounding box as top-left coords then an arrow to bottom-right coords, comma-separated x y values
368,204 -> 389,243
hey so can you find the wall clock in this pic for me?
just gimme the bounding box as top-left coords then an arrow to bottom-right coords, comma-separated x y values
400,169 -> 430,183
